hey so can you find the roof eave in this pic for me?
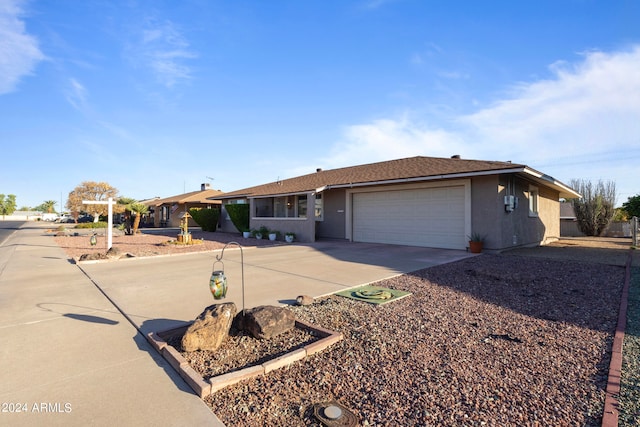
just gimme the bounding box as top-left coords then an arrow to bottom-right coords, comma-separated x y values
519,167 -> 581,199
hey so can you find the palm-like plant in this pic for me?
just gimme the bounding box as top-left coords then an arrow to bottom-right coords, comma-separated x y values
117,197 -> 136,234
42,200 -> 57,213
129,202 -> 149,235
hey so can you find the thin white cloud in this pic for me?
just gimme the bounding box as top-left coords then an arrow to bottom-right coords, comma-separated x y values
316,46 -> 640,200
461,46 -> 640,164
65,78 -> 88,111
134,18 -> 197,88
0,0 -> 46,94
322,115 -> 467,168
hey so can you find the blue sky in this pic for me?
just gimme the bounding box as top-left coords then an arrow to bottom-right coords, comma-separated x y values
2,0 -> 639,210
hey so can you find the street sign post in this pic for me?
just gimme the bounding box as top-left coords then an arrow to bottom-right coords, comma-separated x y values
82,197 -> 117,249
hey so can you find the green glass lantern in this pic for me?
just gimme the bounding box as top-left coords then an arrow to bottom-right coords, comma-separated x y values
209,261 -> 228,300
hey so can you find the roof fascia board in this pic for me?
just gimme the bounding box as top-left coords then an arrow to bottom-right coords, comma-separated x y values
329,168 -> 527,190
520,167 -> 581,198
251,190 -> 315,199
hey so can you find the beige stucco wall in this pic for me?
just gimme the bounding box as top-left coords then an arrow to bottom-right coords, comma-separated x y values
470,175 -> 560,251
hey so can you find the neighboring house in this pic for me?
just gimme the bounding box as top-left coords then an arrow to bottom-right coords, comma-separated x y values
560,201 -> 583,237
147,184 -> 224,228
560,201 -> 632,238
214,156 -> 580,251
2,211 -> 46,221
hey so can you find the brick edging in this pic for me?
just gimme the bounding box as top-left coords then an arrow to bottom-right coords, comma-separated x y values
601,250 -> 633,427
147,321 -> 343,398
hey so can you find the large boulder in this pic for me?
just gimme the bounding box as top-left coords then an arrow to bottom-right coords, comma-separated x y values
181,303 -> 237,351
243,305 -> 295,340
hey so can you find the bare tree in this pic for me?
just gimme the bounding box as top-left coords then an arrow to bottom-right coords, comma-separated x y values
66,181 -> 119,222
569,179 -> 617,236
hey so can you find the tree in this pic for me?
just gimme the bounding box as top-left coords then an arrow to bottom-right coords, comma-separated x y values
35,200 -> 57,213
129,202 -> 149,234
189,207 -> 220,232
569,179 -> 617,236
66,181 -> 119,222
224,203 -> 250,233
0,194 -> 17,219
622,194 -> 640,219
117,197 -> 136,234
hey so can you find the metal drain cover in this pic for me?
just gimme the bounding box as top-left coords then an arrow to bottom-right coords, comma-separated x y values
313,401 -> 359,426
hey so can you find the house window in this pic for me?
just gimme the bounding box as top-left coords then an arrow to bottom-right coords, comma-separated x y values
315,193 -> 323,221
297,197 -> 307,218
254,195 -> 309,218
274,197 -> 287,217
528,185 -> 539,216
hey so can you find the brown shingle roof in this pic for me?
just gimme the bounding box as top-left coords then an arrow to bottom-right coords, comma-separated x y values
217,156 -> 526,198
151,189 -> 224,206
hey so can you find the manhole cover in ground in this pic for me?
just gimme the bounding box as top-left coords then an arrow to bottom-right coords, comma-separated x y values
313,401 -> 358,426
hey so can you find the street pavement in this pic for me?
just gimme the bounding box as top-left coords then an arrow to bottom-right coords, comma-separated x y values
0,222 -> 472,426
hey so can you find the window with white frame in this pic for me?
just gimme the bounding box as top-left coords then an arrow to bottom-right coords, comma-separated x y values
528,185 -> 539,216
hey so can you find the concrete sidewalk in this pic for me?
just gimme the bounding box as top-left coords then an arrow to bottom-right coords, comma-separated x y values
0,224 -> 223,426
78,240 -> 474,334
0,223 -> 472,426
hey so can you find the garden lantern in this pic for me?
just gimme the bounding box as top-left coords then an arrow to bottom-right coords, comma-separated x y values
209,260 -> 228,299
210,242 -> 245,314
90,233 -> 97,246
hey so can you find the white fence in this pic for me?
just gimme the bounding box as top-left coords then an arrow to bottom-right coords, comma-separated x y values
633,216 -> 639,247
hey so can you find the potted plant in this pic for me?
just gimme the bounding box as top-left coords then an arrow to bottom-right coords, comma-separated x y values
251,228 -> 262,239
254,225 -> 269,240
240,227 -> 251,238
268,230 -> 279,241
284,232 -> 295,243
467,232 -> 485,253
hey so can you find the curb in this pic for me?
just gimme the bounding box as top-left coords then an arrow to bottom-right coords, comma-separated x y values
601,250 -> 633,427
147,319 -> 343,398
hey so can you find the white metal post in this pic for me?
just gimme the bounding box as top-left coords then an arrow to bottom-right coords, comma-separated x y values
82,197 -> 116,250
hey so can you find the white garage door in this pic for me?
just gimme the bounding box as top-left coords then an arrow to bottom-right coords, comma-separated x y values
352,186 -> 467,249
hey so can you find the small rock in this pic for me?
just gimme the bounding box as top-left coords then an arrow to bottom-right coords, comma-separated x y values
182,303 -> 237,351
106,247 -> 122,259
242,305 -> 295,340
296,295 -> 314,306
78,252 -> 108,261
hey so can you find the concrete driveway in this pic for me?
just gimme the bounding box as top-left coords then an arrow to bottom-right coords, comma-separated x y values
79,240 -> 474,335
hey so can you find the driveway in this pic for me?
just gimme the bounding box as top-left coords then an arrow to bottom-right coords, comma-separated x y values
78,240 -> 474,334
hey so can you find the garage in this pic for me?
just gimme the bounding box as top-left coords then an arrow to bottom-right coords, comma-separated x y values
351,185 -> 467,250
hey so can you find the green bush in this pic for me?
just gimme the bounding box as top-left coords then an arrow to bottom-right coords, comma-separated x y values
76,221 -> 108,229
224,203 -> 250,232
189,207 -> 220,232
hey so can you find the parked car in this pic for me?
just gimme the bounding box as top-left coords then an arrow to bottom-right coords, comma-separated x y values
42,213 -> 59,221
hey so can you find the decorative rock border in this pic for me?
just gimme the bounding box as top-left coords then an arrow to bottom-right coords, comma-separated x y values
601,250 -> 634,427
147,320 -> 343,398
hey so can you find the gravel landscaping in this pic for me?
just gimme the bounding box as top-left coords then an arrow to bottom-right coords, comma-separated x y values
620,266 -> 640,425
51,227 -> 638,426
201,254 -> 624,426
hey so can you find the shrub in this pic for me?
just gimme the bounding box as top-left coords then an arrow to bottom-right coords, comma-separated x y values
570,179 -> 617,236
76,221 -> 108,229
189,207 -> 220,232
224,203 -> 250,233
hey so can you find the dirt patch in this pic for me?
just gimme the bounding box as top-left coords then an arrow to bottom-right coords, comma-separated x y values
506,237 -> 637,267
51,228 -> 281,260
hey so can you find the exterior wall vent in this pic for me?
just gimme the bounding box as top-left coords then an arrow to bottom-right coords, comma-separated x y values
451,155 -> 461,159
